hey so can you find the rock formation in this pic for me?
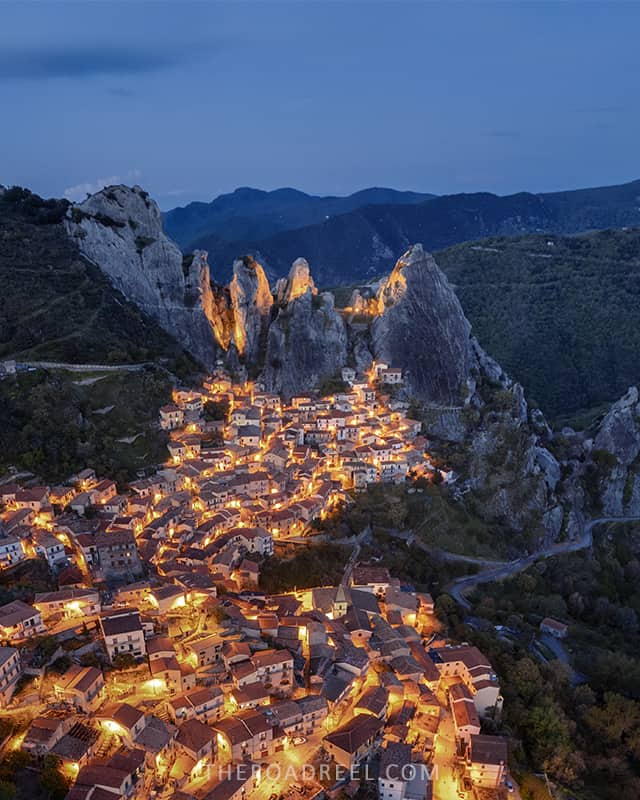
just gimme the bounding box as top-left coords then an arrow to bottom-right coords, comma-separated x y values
372,244 -> 474,404
263,284 -> 347,398
591,387 -> 640,515
65,185 -> 221,369
281,257 -> 316,303
228,256 -> 273,362
63,186 -> 599,545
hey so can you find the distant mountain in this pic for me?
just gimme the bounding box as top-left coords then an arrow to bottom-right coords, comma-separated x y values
163,186 -> 435,250
193,179 -> 640,284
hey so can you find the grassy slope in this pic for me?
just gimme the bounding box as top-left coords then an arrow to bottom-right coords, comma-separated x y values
330,228 -> 640,423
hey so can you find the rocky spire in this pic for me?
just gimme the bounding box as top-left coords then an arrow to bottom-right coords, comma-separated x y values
372,244 -> 474,404
228,256 -> 273,361
262,259 -> 347,397
277,257 -> 316,304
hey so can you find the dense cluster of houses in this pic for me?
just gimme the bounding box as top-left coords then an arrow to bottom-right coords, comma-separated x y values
0,559 -> 512,800
0,364 -> 516,799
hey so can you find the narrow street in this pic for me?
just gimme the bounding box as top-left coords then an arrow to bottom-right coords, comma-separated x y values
431,712 -> 462,800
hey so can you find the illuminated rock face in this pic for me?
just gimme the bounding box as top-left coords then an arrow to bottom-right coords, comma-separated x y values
348,288 -> 378,316
282,257 -> 316,303
66,185 -> 221,369
372,244 -> 474,404
263,285 -> 347,398
229,257 -> 273,360
64,185 -> 476,402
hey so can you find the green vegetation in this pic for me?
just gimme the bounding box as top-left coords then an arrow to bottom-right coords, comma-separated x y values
344,481 -> 514,558
0,186 -> 196,371
447,520 -> 640,799
317,374 -> 349,397
434,229 -> 640,422
0,559 -> 55,606
0,368 -> 172,484
203,399 -> 229,421
38,755 -> 69,800
135,235 -> 155,253
359,536 -> 478,593
259,544 -> 350,593
0,751 -> 30,800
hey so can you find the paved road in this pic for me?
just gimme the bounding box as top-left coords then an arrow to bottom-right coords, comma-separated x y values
16,360 -> 153,372
341,543 -> 361,585
445,516 -> 640,610
384,527 -> 505,566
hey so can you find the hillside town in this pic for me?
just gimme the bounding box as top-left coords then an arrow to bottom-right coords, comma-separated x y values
0,364 -> 516,800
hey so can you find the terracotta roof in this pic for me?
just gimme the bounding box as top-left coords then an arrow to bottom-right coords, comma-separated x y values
214,709 -> 270,743
355,686 -> 388,716
323,713 -> 382,755
430,645 -> 491,670
100,609 -> 142,637
177,718 -> 216,752
233,681 -> 270,705
469,734 -> 508,765
104,702 -> 145,730
146,636 -> 176,656
379,742 -> 412,779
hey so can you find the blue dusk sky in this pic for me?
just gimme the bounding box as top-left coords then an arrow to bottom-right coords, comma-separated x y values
0,0 -> 638,208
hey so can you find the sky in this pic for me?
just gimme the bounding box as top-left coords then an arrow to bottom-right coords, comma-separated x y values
0,0 -> 639,209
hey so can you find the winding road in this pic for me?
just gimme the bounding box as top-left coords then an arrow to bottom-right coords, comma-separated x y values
444,516 -> 640,609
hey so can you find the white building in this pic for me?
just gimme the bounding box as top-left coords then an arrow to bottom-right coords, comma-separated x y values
0,647 -> 21,707
378,743 -> 430,800
0,537 -> 25,568
159,404 -> 184,430
0,600 -> 46,641
99,609 -> 147,662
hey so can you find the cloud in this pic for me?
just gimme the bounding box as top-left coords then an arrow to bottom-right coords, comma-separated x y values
107,87 -> 136,97
486,130 -> 521,139
574,105 -> 626,114
64,169 -> 142,202
160,188 -> 190,198
0,45 -> 190,81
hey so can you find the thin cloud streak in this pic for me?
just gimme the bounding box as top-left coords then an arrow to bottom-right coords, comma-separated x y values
0,45 -> 191,81
64,169 -> 142,202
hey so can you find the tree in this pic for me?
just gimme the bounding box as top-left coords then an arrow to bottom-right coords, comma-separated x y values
0,781 -> 16,800
39,764 -> 69,800
111,653 -> 136,670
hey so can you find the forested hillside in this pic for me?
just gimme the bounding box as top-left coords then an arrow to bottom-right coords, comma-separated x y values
435,228 -> 640,421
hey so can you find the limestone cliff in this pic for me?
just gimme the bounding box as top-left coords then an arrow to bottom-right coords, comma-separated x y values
228,256 -> 273,363
365,246 -> 567,542
60,187 -> 585,543
589,387 -> 640,515
372,245 -> 474,404
65,185 -> 221,369
262,262 -> 347,397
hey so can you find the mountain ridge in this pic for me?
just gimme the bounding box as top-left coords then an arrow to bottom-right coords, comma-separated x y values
185,177 -> 640,285
163,185 -> 435,250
